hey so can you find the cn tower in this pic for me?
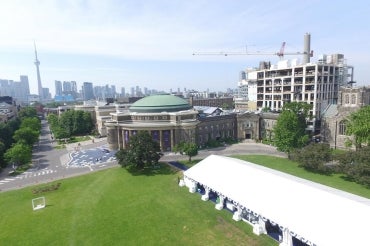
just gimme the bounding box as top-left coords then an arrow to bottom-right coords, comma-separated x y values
34,42 -> 43,102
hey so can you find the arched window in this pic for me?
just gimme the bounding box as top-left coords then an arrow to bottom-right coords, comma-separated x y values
351,94 -> 356,104
345,94 -> 350,104
339,120 -> 347,135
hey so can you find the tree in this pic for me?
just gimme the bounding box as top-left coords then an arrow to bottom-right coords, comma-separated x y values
13,127 -> 40,146
290,143 -> 332,173
115,131 -> 162,169
336,146 -> 370,188
18,106 -> 37,119
47,113 -> 59,129
56,110 -> 94,136
173,142 -> 198,162
0,141 -> 6,168
20,117 -> 41,132
53,126 -> 70,140
59,110 -> 73,136
346,105 -> 370,149
0,121 -> 18,149
4,143 -> 32,167
273,102 -> 312,152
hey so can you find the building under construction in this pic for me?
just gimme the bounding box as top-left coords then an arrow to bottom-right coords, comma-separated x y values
240,33 -> 354,133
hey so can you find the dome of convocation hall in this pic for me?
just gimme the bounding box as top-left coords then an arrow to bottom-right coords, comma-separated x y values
129,94 -> 192,113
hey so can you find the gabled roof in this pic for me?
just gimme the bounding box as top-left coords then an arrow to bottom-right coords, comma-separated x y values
183,155 -> 370,246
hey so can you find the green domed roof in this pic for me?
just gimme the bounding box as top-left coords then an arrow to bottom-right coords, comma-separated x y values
130,94 -> 192,113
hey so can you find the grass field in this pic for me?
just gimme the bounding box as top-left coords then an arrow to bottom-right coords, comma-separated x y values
233,155 -> 370,199
0,165 -> 276,246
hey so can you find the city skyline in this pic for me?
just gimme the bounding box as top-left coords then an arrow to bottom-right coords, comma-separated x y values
0,0 -> 369,96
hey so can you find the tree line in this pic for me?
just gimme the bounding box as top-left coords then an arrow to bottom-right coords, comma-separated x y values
0,107 -> 41,170
273,102 -> 370,188
47,110 -> 94,140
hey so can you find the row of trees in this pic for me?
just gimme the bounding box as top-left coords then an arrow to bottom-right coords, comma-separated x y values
274,103 -> 370,187
1,107 -> 41,169
47,110 -> 94,140
0,119 -> 20,168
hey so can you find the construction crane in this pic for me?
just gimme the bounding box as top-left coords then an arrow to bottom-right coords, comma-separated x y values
193,33 -> 314,61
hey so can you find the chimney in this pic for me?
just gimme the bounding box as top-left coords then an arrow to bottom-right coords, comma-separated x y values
303,33 -> 311,64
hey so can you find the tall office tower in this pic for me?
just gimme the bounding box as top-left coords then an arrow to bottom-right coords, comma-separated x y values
19,75 -> 31,103
121,87 -> 125,97
42,88 -> 50,100
71,81 -> 77,93
111,85 -> 116,97
82,82 -> 94,101
34,42 -> 43,102
63,81 -> 72,92
55,80 -> 62,96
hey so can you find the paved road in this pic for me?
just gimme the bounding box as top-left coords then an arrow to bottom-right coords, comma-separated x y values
0,120 -> 117,192
0,120 -> 286,192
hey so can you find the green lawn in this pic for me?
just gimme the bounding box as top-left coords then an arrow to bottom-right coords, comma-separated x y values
0,165 -> 276,246
232,155 -> 370,199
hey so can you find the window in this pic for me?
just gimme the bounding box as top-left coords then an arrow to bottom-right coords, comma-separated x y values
351,94 -> 356,105
339,120 -> 347,135
345,94 -> 350,104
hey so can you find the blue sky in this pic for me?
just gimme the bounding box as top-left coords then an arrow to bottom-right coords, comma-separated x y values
0,0 -> 369,96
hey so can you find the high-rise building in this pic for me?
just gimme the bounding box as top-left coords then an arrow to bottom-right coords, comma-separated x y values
55,80 -> 62,96
82,82 -> 94,101
71,81 -> 77,93
63,81 -> 72,92
121,87 -> 125,97
0,76 -> 30,104
34,42 -> 43,102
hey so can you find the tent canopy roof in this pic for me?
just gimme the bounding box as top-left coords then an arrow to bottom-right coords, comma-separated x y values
183,155 -> 370,246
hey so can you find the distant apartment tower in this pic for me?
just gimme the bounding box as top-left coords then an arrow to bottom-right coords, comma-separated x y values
42,88 -> 51,100
0,75 -> 30,104
71,81 -> 77,93
55,80 -> 62,96
63,81 -> 72,92
82,82 -> 95,101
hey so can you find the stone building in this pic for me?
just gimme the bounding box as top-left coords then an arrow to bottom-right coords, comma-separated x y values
236,112 -> 260,140
105,94 -> 199,151
105,94 -> 261,151
321,86 -> 370,149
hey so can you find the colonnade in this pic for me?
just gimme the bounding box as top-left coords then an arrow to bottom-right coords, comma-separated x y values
116,128 -> 175,151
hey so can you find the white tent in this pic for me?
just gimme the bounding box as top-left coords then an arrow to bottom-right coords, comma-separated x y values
183,155 -> 370,246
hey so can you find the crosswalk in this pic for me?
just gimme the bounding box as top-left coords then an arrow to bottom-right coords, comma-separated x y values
0,169 -> 57,185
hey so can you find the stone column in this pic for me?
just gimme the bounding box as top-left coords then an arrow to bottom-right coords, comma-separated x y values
117,127 -> 121,149
122,130 -> 126,148
159,130 -> 163,151
170,129 -> 174,151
